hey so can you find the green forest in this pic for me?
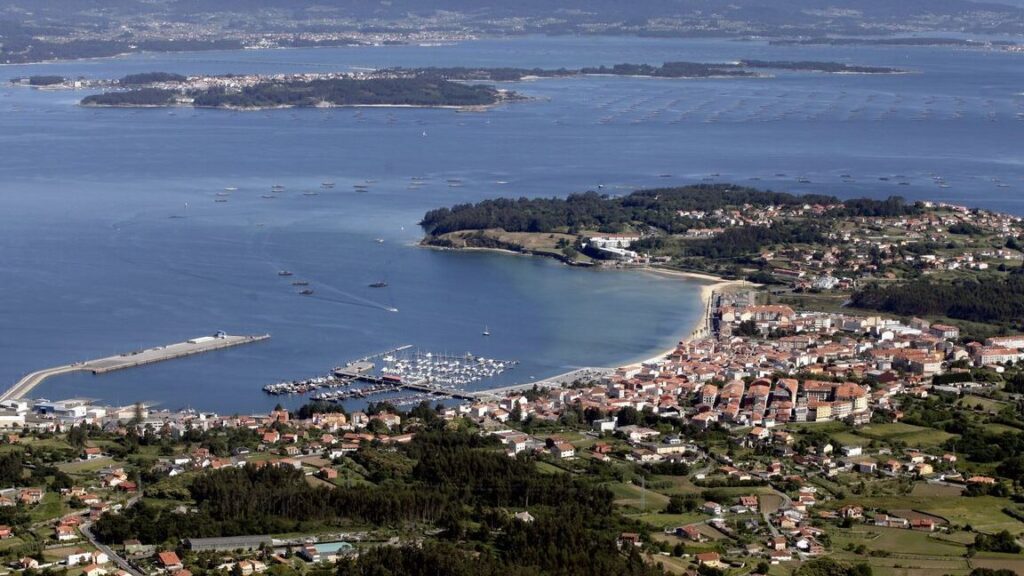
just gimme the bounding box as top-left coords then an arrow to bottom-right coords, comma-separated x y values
120,72 -> 187,85
81,88 -> 177,106
91,429 -> 661,576
190,78 -> 501,108
851,273 -> 1024,329
81,77 -> 503,108
420,185 -> 840,236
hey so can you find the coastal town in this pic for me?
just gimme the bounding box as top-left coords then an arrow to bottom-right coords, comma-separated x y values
5,0 -> 1024,574
2,281 -> 1024,575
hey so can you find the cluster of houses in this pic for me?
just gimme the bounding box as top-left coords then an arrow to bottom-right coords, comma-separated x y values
461,293 -> 1024,444
759,201 -> 1022,287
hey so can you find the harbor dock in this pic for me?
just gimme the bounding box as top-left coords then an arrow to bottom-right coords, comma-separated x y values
1,333 -> 269,402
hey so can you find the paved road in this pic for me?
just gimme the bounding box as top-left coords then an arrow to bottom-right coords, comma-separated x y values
82,520 -> 143,576
80,495 -> 143,576
761,486 -> 794,538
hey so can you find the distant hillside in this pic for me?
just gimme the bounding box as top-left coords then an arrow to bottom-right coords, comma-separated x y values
3,0 -> 1022,34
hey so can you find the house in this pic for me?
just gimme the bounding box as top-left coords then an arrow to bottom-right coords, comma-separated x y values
318,467 -> 338,480
695,552 -> 722,568
157,550 -> 183,571
703,501 -> 723,516
83,446 -> 103,460
20,488 -> 43,505
21,558 -> 39,570
769,549 -> 793,563
858,461 -> 877,474
739,495 -> 759,509
235,560 -> 267,575
56,524 -> 78,541
81,563 -> 108,576
66,550 -> 94,566
0,525 -> 11,539
912,518 -> 937,532
930,324 -> 959,339
123,540 -> 147,555
550,442 -> 575,459
618,533 -> 641,548
298,545 -> 320,562
839,505 -> 863,519
874,514 -> 909,529
677,525 -> 707,542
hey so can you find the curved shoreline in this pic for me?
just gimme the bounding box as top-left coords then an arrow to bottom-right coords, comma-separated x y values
420,241 -> 752,379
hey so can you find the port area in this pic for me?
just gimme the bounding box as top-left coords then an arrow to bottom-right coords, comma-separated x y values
263,345 -> 519,403
1,333 -> 269,402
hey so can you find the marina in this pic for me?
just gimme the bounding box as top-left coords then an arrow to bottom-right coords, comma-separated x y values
262,346 -> 517,403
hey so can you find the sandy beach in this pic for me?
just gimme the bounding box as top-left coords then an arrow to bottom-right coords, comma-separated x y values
631,267 -> 756,365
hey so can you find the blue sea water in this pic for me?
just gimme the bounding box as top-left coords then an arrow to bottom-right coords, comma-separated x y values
0,36 -> 1021,413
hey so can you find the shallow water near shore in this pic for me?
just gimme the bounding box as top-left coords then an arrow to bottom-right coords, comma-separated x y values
0,35 -> 1021,412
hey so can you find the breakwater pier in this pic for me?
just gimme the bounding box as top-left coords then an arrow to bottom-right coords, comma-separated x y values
1,333 -> 269,402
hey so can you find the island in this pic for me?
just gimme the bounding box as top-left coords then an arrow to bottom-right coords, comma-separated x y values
81,77 -> 514,110
737,60 -> 904,74
371,60 -> 903,81
66,59 -> 907,110
770,37 -> 1021,50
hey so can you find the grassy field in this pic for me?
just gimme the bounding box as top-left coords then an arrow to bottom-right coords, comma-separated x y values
983,422 -> 1023,435
57,455 -> 114,471
852,422 -> 956,448
651,474 -> 777,499
646,552 -> 695,575
830,526 -> 967,556
956,395 -> 1009,413
848,494 -> 1024,533
606,481 -> 671,512
437,230 -> 595,264
631,512 -> 703,531
29,492 -> 68,523
829,552 -> 970,576
759,493 -> 785,514
969,555 -> 1024,574
0,536 -> 25,551
534,461 -> 569,475
909,483 -> 963,498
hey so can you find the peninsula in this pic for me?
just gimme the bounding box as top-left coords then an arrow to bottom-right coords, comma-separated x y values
421,184 -> 1024,339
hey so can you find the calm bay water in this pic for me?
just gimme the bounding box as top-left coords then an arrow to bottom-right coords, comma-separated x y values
0,36 -> 1021,412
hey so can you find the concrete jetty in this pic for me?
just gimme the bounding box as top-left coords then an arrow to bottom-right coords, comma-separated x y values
1,333 -> 269,402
